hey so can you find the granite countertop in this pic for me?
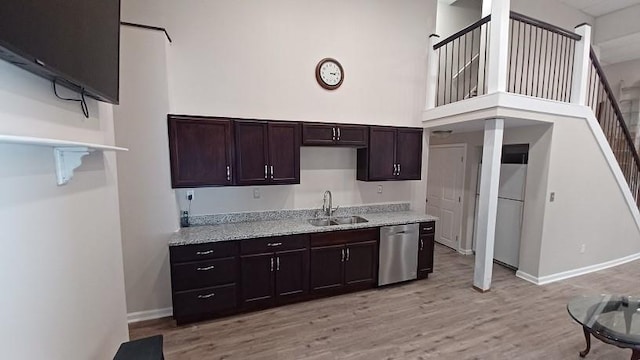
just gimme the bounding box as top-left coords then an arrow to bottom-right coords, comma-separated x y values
170,210 -> 438,246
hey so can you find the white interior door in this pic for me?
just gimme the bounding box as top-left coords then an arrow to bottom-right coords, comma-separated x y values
426,145 -> 465,250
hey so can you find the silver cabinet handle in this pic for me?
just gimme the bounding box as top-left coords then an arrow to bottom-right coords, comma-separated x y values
270,257 -> 274,272
196,265 -> 215,271
393,164 -> 397,176
267,242 -> 282,247
398,163 -> 401,175
346,248 -> 350,261
423,227 -> 434,232
270,165 -> 274,180
332,127 -> 336,141
337,127 -> 341,141
264,165 -> 268,179
197,293 -> 215,299
341,248 -> 345,262
226,165 -> 231,181
420,239 -> 424,251
196,250 -> 214,255
276,256 -> 280,271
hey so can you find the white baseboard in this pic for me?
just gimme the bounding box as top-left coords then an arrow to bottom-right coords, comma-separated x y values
458,248 -> 473,255
127,307 -> 173,324
516,251 -> 640,286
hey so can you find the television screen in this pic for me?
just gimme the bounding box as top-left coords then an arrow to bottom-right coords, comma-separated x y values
0,0 -> 121,104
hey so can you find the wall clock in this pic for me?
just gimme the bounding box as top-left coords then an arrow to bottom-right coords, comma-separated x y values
315,58 -> 344,90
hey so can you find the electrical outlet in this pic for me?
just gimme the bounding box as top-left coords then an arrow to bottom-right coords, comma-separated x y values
550,192 -> 555,202
253,188 -> 261,199
580,244 -> 586,253
377,185 -> 383,194
186,190 -> 195,201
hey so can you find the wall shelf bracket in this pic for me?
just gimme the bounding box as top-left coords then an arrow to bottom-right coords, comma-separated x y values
54,147 -> 93,185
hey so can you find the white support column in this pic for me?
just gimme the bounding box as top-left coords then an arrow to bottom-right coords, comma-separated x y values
486,0 -> 510,93
482,0 -> 492,17
473,118 -> 504,292
425,34 -> 441,110
570,24 -> 592,105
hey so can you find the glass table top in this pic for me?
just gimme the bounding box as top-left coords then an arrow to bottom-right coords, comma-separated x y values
568,295 -> 640,345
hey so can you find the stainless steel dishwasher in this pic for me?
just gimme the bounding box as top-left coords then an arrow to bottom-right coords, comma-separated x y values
378,223 -> 419,286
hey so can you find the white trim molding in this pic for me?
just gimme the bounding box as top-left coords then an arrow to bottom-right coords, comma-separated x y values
458,248 -> 474,256
516,251 -> 640,285
127,307 -> 173,324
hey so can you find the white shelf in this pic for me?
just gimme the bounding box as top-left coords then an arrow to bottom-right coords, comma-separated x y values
0,134 -> 128,185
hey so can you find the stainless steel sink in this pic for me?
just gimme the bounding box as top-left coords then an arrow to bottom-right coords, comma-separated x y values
331,216 -> 369,225
308,218 -> 333,227
307,216 -> 369,227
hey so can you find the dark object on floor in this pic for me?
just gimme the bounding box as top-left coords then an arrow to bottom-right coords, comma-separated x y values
113,335 -> 164,360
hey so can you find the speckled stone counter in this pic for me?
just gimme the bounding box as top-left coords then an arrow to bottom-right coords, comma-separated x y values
170,209 -> 438,246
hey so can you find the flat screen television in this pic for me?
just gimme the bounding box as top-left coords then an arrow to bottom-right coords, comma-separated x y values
0,0 -> 121,104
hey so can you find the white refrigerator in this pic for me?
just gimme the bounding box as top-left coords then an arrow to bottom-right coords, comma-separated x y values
473,164 -> 527,269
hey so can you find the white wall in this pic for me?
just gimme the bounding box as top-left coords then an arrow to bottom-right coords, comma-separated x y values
436,0 -> 482,39
604,59 -> 640,96
0,60 -> 128,359
428,107 -> 640,280
113,27 -> 179,317
430,123 -> 552,277
118,0 -> 437,316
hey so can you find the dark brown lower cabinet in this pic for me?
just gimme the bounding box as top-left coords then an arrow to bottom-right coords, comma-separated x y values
417,222 -> 436,279
309,229 -> 379,296
240,253 -> 276,308
310,245 -> 345,292
344,240 -> 377,288
239,236 -> 309,310
275,249 -> 309,303
170,224 -> 431,325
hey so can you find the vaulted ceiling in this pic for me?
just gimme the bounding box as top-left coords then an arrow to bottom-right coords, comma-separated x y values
559,0 -> 640,17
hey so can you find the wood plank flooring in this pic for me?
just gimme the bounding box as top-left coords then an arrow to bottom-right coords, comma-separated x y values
130,245 -> 640,359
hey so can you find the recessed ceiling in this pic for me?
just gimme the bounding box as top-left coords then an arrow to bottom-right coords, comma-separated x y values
559,0 -> 640,17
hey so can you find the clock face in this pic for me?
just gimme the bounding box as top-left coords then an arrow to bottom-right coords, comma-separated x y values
316,58 -> 343,90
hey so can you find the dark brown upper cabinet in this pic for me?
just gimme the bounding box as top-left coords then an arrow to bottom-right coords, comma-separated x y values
302,123 -> 368,147
356,126 -> 423,181
235,120 -> 301,186
168,115 -> 234,188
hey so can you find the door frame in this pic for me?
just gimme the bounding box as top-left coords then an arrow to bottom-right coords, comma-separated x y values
426,143 -> 468,253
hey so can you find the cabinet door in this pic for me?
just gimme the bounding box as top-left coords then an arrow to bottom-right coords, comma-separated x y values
367,127 -> 397,180
310,245 -> 345,294
274,249 -> 308,303
240,253 -> 275,309
396,128 -> 423,180
335,125 -> 368,147
268,122 -> 300,184
302,123 -> 336,145
417,234 -> 435,279
168,116 -> 233,188
235,121 -> 269,185
344,240 -> 378,288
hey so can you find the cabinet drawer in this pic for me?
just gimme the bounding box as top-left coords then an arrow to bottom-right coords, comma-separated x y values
419,222 -> 436,235
173,283 -> 237,319
310,228 -> 379,247
171,257 -> 238,292
170,241 -> 239,263
241,234 -> 309,255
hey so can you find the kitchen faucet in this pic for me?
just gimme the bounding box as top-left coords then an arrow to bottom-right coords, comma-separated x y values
322,190 -> 339,217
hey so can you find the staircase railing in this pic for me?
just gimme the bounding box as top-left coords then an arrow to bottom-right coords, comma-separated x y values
587,48 -> 640,205
507,12 -> 579,102
433,15 -> 491,106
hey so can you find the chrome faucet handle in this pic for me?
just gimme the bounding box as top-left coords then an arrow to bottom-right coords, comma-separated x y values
330,206 -> 340,216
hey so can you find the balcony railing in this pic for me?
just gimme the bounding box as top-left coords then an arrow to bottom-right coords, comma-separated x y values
433,15 -> 491,106
587,48 -> 640,205
428,12 -> 640,208
507,12 -> 579,102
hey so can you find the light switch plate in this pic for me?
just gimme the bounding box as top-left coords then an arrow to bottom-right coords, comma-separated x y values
253,188 -> 261,199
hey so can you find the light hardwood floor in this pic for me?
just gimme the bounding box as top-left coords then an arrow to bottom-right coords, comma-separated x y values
130,245 -> 640,359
